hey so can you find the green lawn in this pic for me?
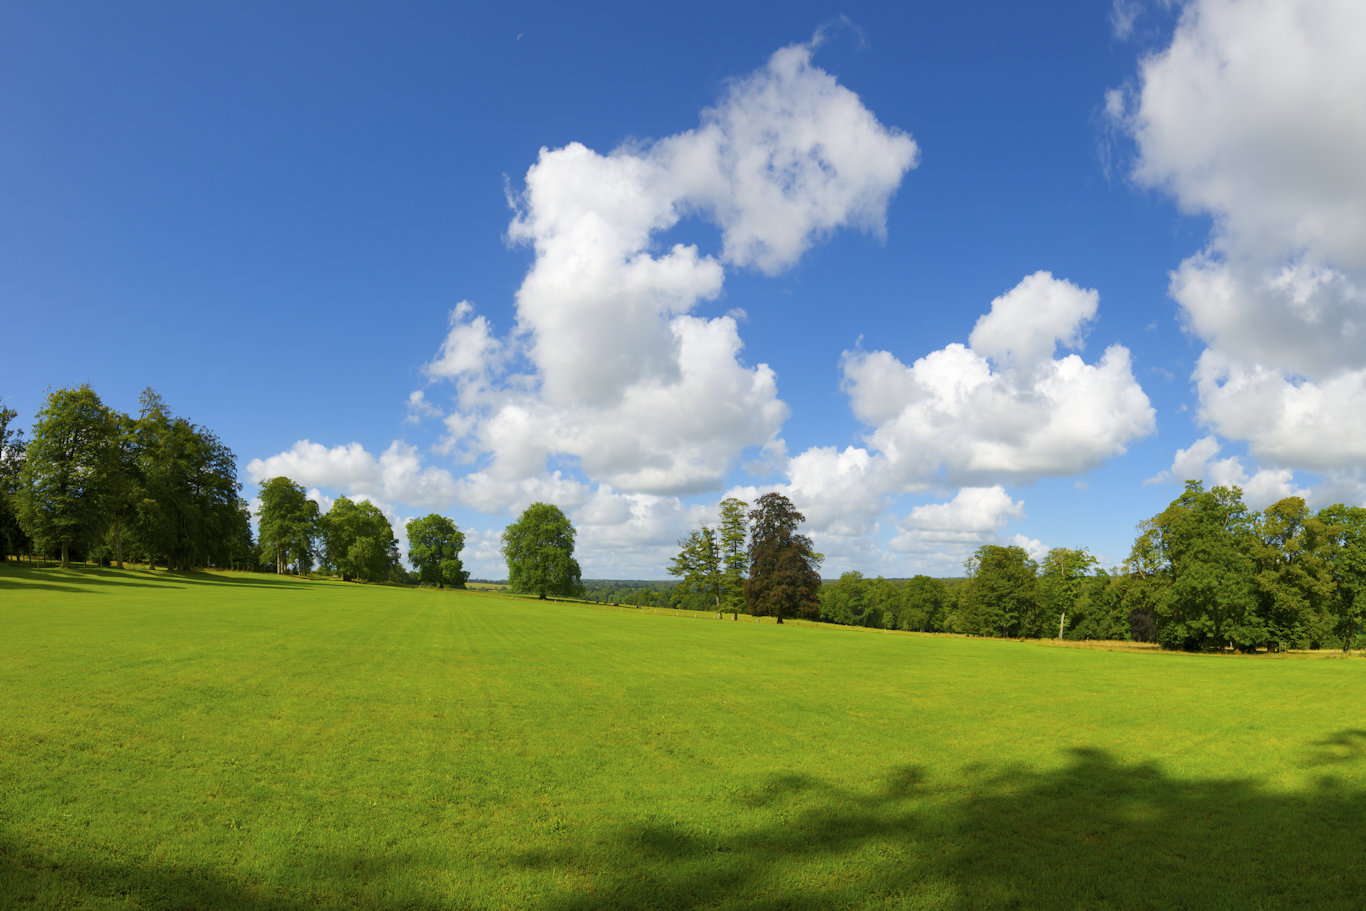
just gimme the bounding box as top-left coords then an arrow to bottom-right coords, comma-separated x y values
2,565 -> 1364,909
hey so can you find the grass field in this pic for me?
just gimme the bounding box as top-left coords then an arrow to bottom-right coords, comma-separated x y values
3,565 -> 1365,909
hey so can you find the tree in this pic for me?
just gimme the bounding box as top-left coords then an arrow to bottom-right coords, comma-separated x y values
1039,547 -> 1098,639
406,514 -> 468,588
900,575 -> 947,632
126,390 -> 241,571
744,492 -> 822,624
17,385 -> 117,568
822,570 -> 883,627
1252,498 -> 1334,650
320,496 -> 399,582
256,477 -> 319,574
1149,482 -> 1259,651
961,545 -> 1039,637
1320,504 -> 1366,651
718,497 -> 749,617
669,526 -> 724,610
502,502 -> 582,599
225,498 -> 257,572
0,398 -> 28,561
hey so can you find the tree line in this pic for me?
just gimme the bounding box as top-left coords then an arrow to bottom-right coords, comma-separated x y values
1,386 -> 250,570
11,387 -> 1366,652
255,475 -> 471,586
931,481 -> 1366,652
0,387 -> 471,587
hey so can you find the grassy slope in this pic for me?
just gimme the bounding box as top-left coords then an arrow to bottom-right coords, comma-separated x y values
2,565 -> 1364,909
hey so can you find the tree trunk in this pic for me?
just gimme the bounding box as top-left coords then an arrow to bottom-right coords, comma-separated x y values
60,541 -> 69,569
1058,611 -> 1066,640
113,519 -> 124,569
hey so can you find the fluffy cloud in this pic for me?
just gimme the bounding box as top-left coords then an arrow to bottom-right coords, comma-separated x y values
1193,352 -> 1366,471
889,486 -> 1031,574
248,36 -> 919,577
1126,0 -> 1366,270
841,272 -> 1155,489
655,42 -> 921,273
245,440 -> 460,510
1116,0 -> 1366,480
414,35 -> 917,501
1146,433 -> 1308,509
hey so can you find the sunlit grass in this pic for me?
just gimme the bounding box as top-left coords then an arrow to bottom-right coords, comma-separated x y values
3,564 -> 1365,908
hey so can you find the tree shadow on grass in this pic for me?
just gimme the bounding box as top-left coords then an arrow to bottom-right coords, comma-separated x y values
0,565 -> 179,593
0,837 -> 308,910
0,565 -> 312,594
524,741 -> 1366,910
0,836 -> 441,910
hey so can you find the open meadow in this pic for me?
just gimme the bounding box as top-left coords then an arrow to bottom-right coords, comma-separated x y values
3,566 -> 1365,909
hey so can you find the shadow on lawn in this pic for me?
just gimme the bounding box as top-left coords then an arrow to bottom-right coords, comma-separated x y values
0,835 -> 434,910
525,741 -> 1366,910
0,564 -> 308,594
0,838 -> 308,910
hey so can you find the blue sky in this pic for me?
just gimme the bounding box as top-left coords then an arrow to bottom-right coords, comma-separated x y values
6,1 -> 1365,579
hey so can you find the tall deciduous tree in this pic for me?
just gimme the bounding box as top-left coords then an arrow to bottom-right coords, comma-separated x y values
718,497 -> 749,617
128,390 -> 241,571
406,514 -> 468,588
822,570 -> 883,627
0,398 -> 28,561
1320,504 -> 1366,651
900,575 -> 947,632
1252,498 -> 1334,650
256,477 -> 319,574
17,385 -> 117,568
744,492 -> 822,624
669,526 -> 724,610
1039,547 -> 1098,639
502,502 -> 582,599
1151,482 -> 1259,651
961,545 -> 1039,637
320,497 -> 399,582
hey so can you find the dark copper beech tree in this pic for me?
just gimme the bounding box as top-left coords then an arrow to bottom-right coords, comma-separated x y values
744,492 -> 822,624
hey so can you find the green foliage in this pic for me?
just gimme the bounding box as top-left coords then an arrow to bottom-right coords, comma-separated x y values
668,526 -> 724,609
256,477 -> 319,574
1135,482 -> 1260,651
502,502 -> 582,599
406,513 -> 468,588
1320,504 -> 1366,651
16,385 -> 117,567
900,575 -> 947,631
718,497 -> 749,615
961,544 -> 1039,637
320,496 -> 400,582
9,387 -> 245,572
744,492 -> 822,623
0,397 -> 27,559
1038,546 -> 1098,638
821,571 -> 885,627
1252,498 -> 1335,650
669,497 -> 750,617
125,389 -> 242,571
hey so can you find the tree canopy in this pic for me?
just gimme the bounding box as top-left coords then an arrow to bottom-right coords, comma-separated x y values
257,477 -> 319,574
406,514 -> 468,588
320,497 -> 400,583
744,492 -> 821,623
0,398 -> 28,561
17,385 -> 118,568
502,502 -> 582,599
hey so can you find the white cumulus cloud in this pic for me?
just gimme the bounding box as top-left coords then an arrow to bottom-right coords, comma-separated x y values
409,34 -> 917,501
841,272 -> 1155,489
1114,0 -> 1366,487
